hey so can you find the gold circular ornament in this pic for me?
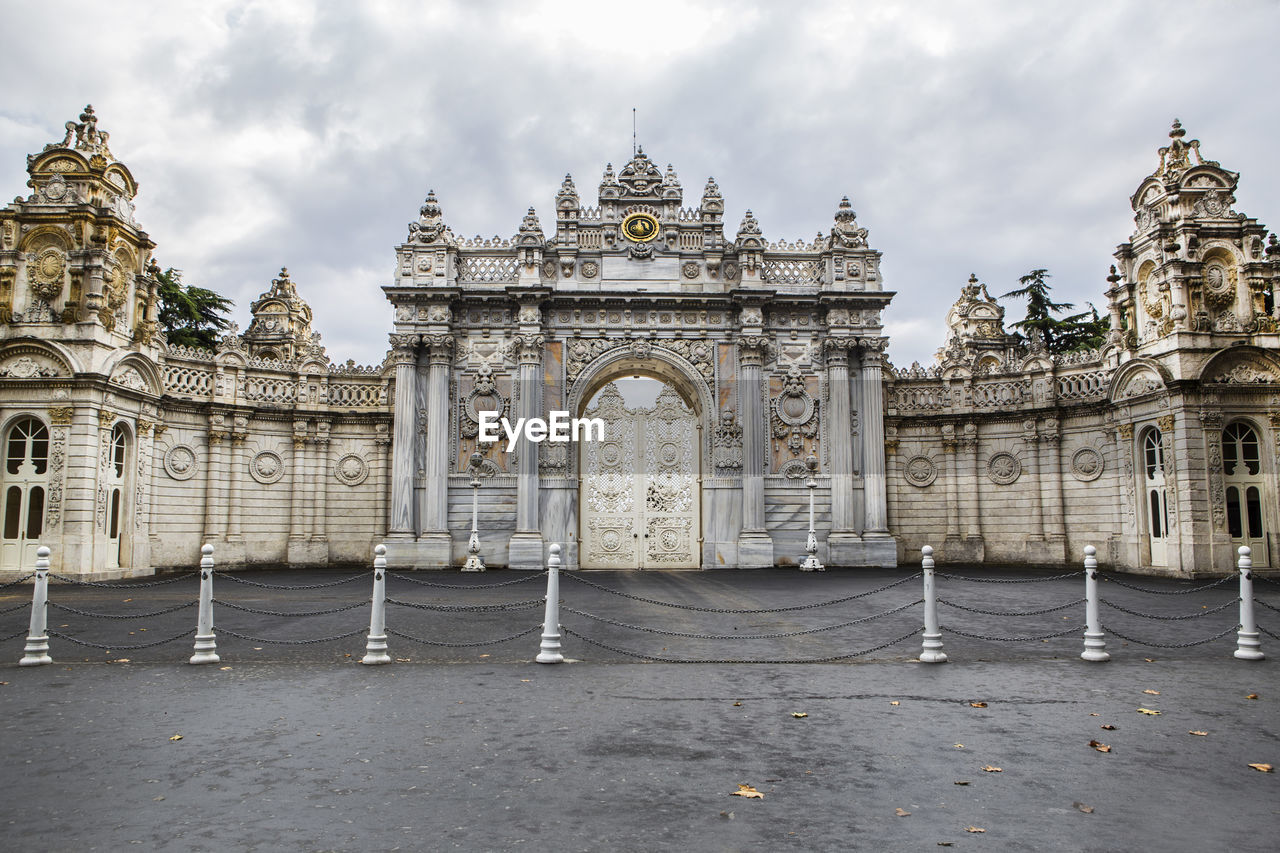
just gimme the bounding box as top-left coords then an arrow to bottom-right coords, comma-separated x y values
621,212 -> 660,243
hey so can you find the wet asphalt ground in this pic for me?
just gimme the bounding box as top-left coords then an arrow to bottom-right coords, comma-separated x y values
1,564 -> 1277,851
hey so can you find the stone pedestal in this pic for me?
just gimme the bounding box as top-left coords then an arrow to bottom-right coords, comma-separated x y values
508,531 -> 546,570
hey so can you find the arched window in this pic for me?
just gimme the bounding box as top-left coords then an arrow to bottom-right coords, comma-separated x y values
2,418 -> 50,569
1141,426 -> 1168,565
1223,422 -> 1268,562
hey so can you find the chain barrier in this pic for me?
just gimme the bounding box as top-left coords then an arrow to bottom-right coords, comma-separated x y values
936,571 -> 1083,584
1255,598 -> 1280,614
48,627 -> 193,651
385,596 -> 543,613
216,572 -> 366,590
217,625 -> 368,645
940,624 -> 1080,643
561,598 -> 925,641
937,598 -> 1084,617
385,623 -> 543,648
212,598 -> 368,618
1,573 -> 34,589
48,600 -> 198,620
2,627 -> 28,643
1101,623 -> 1238,649
1100,573 -> 1234,595
1258,625 -> 1279,641
562,571 -> 922,614
1099,597 -> 1239,621
560,624 -> 923,665
1253,574 -> 1280,587
0,602 -> 29,616
48,572 -> 197,589
386,570 -> 548,590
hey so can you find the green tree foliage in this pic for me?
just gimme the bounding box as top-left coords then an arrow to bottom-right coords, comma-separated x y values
155,267 -> 234,350
1002,269 -> 1109,353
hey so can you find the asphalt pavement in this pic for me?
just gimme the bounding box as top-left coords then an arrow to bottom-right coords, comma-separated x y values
1,565 -> 1277,851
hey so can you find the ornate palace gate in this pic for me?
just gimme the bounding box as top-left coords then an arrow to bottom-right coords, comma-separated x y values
580,382 -> 700,569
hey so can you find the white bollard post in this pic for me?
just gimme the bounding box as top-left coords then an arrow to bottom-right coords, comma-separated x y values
362,544 -> 391,665
19,546 -> 53,666
1235,545 -> 1263,661
800,455 -> 824,572
1081,545 -> 1110,662
189,543 -> 219,664
536,543 -> 564,664
919,545 -> 947,663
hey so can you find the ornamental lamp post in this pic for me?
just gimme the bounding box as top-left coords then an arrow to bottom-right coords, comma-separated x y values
462,450 -> 486,572
800,454 -> 825,572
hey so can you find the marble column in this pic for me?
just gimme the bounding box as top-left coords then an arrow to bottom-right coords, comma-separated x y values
736,336 -> 773,567
1041,421 -> 1066,556
288,421 -> 308,542
508,333 -> 546,569
387,336 -> 419,540
225,433 -> 244,542
961,424 -> 984,561
943,430 -> 960,544
417,335 -> 454,565
203,424 -> 226,542
824,338 -> 861,562
312,426 -> 329,545
859,342 -> 891,540
1022,428 -> 1047,563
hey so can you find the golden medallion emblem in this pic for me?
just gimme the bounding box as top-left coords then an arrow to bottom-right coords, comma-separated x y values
621,212 -> 660,243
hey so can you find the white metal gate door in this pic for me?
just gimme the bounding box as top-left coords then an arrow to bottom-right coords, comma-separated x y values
580,382 -> 700,569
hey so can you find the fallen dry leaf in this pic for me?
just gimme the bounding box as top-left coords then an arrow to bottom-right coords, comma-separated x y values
1189,730 -> 1208,737
1089,740 -> 1111,753
1073,802 -> 1094,814
169,735 -> 183,742
520,679 -> 531,683
792,712 -> 808,718
1100,724 -> 1116,730
981,765 -> 1002,772
938,843 -> 954,848
1246,693 -> 1259,700
965,826 -> 986,833
732,701 -> 742,707
1143,689 -> 1160,695
890,701 -> 900,706
1089,712 -> 1099,717
109,658 -> 130,664
954,744 -> 965,749
1144,658 -> 1155,662
1137,708 -> 1162,715
731,784 -> 764,799
895,808 -> 911,817
970,702 -> 988,708
1248,763 -> 1273,773
479,654 -> 490,658
219,666 -> 232,671
953,781 -> 970,786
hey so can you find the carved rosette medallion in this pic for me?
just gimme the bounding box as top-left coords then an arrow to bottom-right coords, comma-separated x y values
581,261 -> 599,279
1201,262 -> 1236,308
163,444 -> 198,480
28,248 -> 66,302
334,453 -> 369,486
248,450 -> 285,484
682,261 -> 700,279
986,451 -> 1021,485
1070,447 -> 1104,482
771,366 -> 818,457
904,455 -> 938,487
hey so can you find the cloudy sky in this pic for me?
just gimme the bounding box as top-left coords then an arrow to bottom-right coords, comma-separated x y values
2,0 -> 1277,369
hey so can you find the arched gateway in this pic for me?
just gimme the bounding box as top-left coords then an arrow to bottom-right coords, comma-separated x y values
381,148 -> 897,570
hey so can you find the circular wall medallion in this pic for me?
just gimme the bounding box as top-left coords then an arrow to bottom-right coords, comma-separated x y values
1070,447 -> 1104,482
250,450 -> 285,484
657,441 -> 681,468
904,455 -> 938,487
334,453 -> 369,486
581,261 -> 599,279
598,441 -> 623,468
682,261 -> 700,279
986,452 -> 1021,485
621,212 -> 660,243
163,444 -> 198,480
773,391 -> 815,427
600,529 -> 622,552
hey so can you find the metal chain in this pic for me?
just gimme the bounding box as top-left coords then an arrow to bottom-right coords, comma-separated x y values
0,574 -> 34,589
562,571 -> 923,614
940,623 -> 1080,642
49,600 -> 198,620
384,623 -> 543,648
0,603 -> 29,616
937,598 -> 1084,617
386,570 -> 548,590
385,596 -> 543,613
560,624 -> 922,664
560,598 -> 924,641
1100,573 -> 1234,595
48,572 -> 197,589
1254,598 -> 1280,614
2,627 -> 28,643
1101,622 -> 1238,649
48,627 -> 193,650
1253,574 -> 1280,587
1258,625 -> 1279,641
217,625 -> 368,645
1099,597 -> 1239,621
212,598 -> 369,618
936,571 -> 1083,584
216,572 -> 367,590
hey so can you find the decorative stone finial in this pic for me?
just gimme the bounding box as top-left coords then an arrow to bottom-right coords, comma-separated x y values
48,103 -> 113,157
409,190 -> 449,243
517,207 -> 544,246
830,196 -> 869,249
737,210 -> 762,239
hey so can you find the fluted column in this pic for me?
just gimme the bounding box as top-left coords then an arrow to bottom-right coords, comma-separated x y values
203,418 -> 227,542
1041,419 -> 1066,554
420,337 -> 453,535
288,421 -> 308,541
508,332 -> 546,569
859,341 -> 890,538
736,336 -> 773,567
961,424 -> 983,543
942,426 -> 960,542
388,336 -> 419,540
226,431 -> 245,541
823,339 -> 857,535
312,424 -> 330,544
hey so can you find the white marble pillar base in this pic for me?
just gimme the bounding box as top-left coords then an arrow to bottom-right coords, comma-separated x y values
736,531 -> 774,568
829,536 -> 897,567
508,532 -> 546,570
